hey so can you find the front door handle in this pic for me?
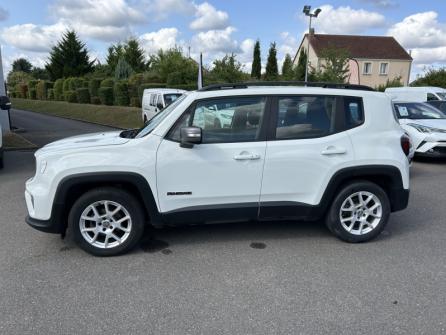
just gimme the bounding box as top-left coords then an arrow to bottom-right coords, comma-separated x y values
321,146 -> 347,155
233,152 -> 261,160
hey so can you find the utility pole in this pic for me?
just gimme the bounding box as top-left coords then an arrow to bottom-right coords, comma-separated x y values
0,45 -> 5,96
303,6 -> 321,83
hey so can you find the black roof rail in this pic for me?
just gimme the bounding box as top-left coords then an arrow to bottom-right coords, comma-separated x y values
199,81 -> 375,92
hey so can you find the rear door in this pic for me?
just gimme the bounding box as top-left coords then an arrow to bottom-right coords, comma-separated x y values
259,95 -> 362,219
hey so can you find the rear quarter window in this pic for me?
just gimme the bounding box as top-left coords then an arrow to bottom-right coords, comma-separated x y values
344,97 -> 364,129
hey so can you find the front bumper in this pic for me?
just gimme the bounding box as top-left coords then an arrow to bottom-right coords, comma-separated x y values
26,214 -> 63,234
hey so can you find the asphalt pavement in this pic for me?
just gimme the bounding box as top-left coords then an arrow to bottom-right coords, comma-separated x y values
0,110 -> 445,334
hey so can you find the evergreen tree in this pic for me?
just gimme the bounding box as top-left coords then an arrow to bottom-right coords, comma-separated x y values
210,54 -> 247,83
106,44 -> 125,71
281,54 -> 294,80
124,38 -> 146,72
45,30 -> 94,80
313,47 -> 350,83
265,42 -> 278,81
12,58 -> 32,73
114,57 -> 134,80
251,40 -> 261,79
295,49 -> 307,81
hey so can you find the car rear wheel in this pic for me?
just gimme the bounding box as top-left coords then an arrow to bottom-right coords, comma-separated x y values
69,187 -> 145,256
326,181 -> 390,243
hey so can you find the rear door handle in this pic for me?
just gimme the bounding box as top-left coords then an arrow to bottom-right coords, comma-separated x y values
321,146 -> 347,155
233,153 -> 261,160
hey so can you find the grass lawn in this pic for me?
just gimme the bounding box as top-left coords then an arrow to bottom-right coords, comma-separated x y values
11,98 -> 143,129
2,132 -> 37,150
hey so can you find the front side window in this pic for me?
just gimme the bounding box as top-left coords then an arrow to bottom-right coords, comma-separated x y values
275,96 -> 337,139
379,63 -> 388,75
427,93 -> 439,101
394,102 -> 446,120
436,92 -> 446,100
164,94 -> 182,106
169,96 -> 267,143
363,62 -> 372,75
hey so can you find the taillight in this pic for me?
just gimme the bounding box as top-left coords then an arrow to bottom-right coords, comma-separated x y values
401,134 -> 411,156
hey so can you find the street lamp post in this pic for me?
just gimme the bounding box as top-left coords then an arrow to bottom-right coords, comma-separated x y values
303,5 -> 321,83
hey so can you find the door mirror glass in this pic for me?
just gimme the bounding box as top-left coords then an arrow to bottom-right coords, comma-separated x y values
157,102 -> 164,110
0,96 -> 11,110
180,127 -> 202,148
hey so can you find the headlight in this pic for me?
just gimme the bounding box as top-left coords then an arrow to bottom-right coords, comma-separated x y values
407,123 -> 446,134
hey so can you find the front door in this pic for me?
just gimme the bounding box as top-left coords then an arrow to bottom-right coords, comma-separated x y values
156,95 -> 269,224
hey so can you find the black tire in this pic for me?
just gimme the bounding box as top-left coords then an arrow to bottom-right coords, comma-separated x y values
325,181 -> 390,243
68,187 -> 145,256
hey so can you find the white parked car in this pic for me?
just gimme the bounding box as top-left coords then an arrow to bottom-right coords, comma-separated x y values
386,86 -> 446,102
142,88 -> 186,122
25,83 -> 410,256
393,101 -> 446,157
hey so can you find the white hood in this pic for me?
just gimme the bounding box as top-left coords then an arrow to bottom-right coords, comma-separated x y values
38,131 -> 130,154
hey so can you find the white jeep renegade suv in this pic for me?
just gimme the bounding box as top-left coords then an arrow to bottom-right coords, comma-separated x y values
25,83 -> 411,256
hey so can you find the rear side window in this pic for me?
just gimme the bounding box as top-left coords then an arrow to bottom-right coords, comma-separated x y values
344,97 -> 364,129
150,94 -> 156,106
275,96 -> 337,139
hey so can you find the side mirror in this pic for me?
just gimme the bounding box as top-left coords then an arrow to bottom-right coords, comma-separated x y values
0,96 -> 11,110
157,103 -> 164,110
180,127 -> 202,148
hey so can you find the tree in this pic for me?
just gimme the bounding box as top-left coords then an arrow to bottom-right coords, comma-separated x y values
281,54 -> 294,80
265,42 -> 278,81
149,47 -> 197,84
312,47 -> 350,83
210,54 -> 247,83
45,30 -> 94,80
6,71 -> 33,91
30,67 -> 49,80
106,44 -> 125,71
124,38 -> 146,72
295,49 -> 307,81
251,40 -> 261,79
411,67 -> 446,87
12,58 -> 32,73
114,57 -> 134,80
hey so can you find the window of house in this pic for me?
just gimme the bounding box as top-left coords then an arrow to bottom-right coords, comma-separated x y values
379,63 -> 389,75
363,62 -> 372,75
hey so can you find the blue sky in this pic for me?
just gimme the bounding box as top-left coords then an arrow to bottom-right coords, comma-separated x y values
1,0 -> 446,80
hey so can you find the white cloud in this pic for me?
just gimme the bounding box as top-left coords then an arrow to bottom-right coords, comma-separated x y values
306,5 -> 386,34
0,6 -> 9,21
146,0 -> 195,20
238,38 -> 255,73
388,12 -> 446,49
358,0 -> 397,8
140,28 -> 180,54
0,22 -> 67,52
190,2 -> 229,31
410,47 -> 446,65
192,27 -> 238,53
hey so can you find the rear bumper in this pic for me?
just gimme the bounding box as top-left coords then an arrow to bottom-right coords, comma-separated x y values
390,188 -> 410,212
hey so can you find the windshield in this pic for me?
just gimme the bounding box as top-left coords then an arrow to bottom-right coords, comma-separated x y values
134,94 -> 187,138
164,93 -> 182,106
394,102 -> 446,120
436,92 -> 446,100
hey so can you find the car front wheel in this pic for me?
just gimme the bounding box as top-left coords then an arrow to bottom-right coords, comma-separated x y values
69,187 -> 145,256
326,181 -> 390,243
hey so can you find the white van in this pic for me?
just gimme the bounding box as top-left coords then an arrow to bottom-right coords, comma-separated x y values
385,86 -> 446,102
142,88 -> 186,122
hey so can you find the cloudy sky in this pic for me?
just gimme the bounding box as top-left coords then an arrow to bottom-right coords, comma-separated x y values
0,0 -> 445,80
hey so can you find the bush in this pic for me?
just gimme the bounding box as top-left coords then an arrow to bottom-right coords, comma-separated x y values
28,80 -> 39,90
114,81 -> 130,106
98,87 -> 114,105
36,80 -> 54,100
54,79 -> 64,100
63,78 -> 71,93
142,71 -> 162,83
90,96 -> 101,105
137,83 -> 166,101
76,88 -> 90,104
16,83 -> 28,98
130,97 -> 141,108
166,71 -> 184,85
88,79 -> 101,97
64,90 -> 78,103
47,89 -> 55,100
171,83 -> 197,91
100,78 -> 114,88
128,73 -> 144,99
10,92 -> 17,98
69,77 -> 85,91
28,88 -> 37,100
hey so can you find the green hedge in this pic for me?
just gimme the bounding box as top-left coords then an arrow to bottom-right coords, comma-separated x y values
76,88 -> 90,104
90,96 -> 101,105
100,78 -> 114,88
88,79 -> 101,97
114,81 -> 130,106
64,90 -> 77,103
98,87 -> 114,105
16,83 -> 28,98
28,80 -> 39,90
63,78 -> 71,93
137,83 -> 166,101
171,83 -> 196,91
54,79 -> 64,101
69,77 -> 85,91
47,89 -> 55,100
36,81 -> 54,100
128,73 -> 144,99
29,88 -> 37,100
130,97 -> 141,108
